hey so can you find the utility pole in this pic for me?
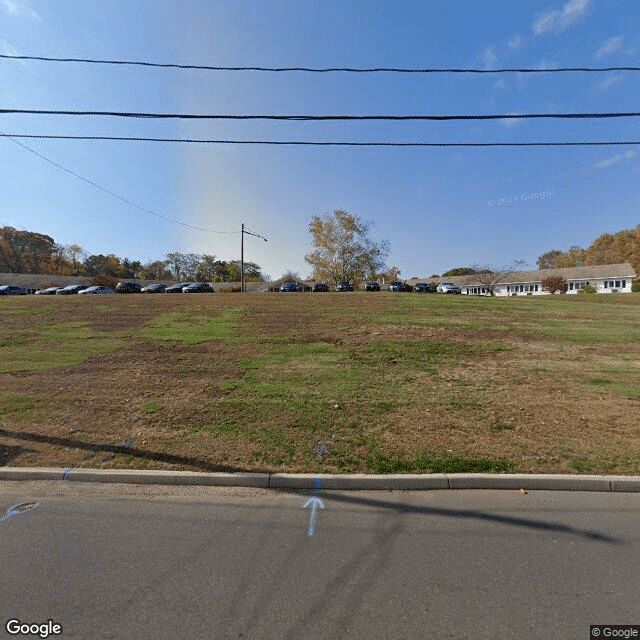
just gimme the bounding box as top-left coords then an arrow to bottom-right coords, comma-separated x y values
240,223 -> 268,292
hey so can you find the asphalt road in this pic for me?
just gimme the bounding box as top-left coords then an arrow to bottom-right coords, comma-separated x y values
1,481 -> 639,640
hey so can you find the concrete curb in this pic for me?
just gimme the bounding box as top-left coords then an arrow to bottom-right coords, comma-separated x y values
1,468 -> 640,491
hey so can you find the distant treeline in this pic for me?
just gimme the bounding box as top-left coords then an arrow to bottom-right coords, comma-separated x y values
0,227 -> 266,282
536,225 -> 640,277
432,225 -> 640,280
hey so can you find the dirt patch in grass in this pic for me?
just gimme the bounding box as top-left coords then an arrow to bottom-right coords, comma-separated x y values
1,292 -> 639,474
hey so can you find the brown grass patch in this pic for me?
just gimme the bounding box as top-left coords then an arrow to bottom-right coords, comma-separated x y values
1,292 -> 639,474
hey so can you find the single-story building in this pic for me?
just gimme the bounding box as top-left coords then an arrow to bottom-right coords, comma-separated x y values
405,263 -> 636,296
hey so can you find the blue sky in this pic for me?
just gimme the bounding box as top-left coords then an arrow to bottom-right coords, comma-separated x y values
1,0 -> 639,280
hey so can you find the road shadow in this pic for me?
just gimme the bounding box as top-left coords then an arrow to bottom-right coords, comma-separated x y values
0,430 -> 622,544
296,489 -> 620,544
0,443 -> 36,467
0,428 -> 258,473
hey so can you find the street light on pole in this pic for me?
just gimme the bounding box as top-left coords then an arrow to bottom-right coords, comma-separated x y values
241,223 -> 268,292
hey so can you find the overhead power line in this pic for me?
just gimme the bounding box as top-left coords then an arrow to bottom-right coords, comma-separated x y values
3,109 -> 640,121
0,130 -> 239,234
1,54 -> 639,74
3,133 -> 640,147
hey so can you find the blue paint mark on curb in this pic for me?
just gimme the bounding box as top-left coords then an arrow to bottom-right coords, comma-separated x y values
61,468 -> 74,481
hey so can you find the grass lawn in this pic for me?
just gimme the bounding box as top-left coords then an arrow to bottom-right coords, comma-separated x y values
1,291 -> 639,474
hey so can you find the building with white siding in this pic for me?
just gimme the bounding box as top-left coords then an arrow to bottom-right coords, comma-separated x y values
405,263 -> 636,296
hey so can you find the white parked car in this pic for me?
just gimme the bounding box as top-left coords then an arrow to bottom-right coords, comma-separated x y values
77,286 -> 115,295
436,282 -> 462,294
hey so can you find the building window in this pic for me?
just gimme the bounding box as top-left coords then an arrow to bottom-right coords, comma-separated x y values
616,280 -> 621,288
623,280 -> 626,288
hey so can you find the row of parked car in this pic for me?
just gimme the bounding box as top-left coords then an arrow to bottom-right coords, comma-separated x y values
0,282 -> 218,296
280,281 -> 462,293
1,280 -> 463,296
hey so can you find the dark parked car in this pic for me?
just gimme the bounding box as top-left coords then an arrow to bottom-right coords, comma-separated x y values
365,281 -> 380,291
182,282 -> 215,293
312,283 -> 329,292
335,281 -> 354,292
78,286 -> 114,295
0,285 -> 27,295
56,285 -> 89,295
389,281 -> 406,292
280,282 -> 298,292
35,287 -> 62,295
413,282 -> 435,293
141,283 -> 167,293
165,282 -> 192,293
115,282 -> 142,293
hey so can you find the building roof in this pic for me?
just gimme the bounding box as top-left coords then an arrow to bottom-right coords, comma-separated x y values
0,273 -> 94,289
495,263 -> 636,284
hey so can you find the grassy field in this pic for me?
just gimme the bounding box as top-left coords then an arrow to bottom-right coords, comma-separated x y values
1,291 -> 639,475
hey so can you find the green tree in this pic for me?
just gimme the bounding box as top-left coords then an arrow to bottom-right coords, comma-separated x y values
83,254 -> 122,277
227,262 -> 239,282
442,267 -> 480,277
118,258 -> 142,279
195,254 -> 218,281
142,260 -> 172,280
577,283 -> 597,295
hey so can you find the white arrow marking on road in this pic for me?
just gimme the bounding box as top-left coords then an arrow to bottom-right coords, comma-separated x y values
302,496 -> 325,537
